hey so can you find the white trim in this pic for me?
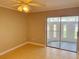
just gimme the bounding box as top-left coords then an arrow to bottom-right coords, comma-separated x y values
0,42 -> 45,56
0,42 -> 29,56
28,42 -> 45,47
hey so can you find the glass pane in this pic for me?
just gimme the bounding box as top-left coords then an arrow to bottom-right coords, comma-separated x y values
61,16 -> 78,52
47,17 -> 60,48
63,25 -> 67,38
74,24 -> 78,39
47,16 -> 78,52
53,24 -> 56,38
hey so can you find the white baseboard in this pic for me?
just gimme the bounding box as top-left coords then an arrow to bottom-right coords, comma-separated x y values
0,42 -> 29,56
28,42 -> 45,47
0,42 -> 45,56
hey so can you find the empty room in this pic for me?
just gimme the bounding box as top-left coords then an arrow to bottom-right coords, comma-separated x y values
0,0 -> 79,59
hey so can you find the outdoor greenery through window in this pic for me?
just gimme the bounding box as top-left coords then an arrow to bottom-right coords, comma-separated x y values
63,25 -> 67,38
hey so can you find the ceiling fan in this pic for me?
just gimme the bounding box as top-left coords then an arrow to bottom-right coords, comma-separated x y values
13,0 -> 44,13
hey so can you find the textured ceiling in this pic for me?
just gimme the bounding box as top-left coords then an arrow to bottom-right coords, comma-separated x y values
0,0 -> 79,12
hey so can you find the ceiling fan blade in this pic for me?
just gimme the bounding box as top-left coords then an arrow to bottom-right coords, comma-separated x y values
28,3 -> 44,7
20,0 -> 32,3
12,4 -> 21,7
18,5 -> 23,12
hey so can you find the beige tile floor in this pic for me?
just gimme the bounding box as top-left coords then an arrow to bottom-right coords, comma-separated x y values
0,44 -> 78,59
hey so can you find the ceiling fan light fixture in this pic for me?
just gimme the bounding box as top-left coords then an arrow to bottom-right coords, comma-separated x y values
18,5 -> 29,13
16,0 -> 43,13
23,5 -> 29,13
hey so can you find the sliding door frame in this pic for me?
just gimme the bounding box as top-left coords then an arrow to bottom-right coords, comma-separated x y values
46,16 -> 78,53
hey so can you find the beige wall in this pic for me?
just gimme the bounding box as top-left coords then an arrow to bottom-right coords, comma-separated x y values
27,14 -> 46,44
0,7 -> 28,53
27,7 -> 79,51
0,6 -> 79,53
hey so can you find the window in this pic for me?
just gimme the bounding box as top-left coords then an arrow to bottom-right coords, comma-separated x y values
63,25 -> 67,38
47,25 -> 50,39
74,24 -> 78,39
53,24 -> 56,38
61,16 -> 78,22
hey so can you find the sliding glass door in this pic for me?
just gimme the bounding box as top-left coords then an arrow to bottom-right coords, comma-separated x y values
60,16 -> 78,52
47,17 -> 60,48
47,16 -> 78,52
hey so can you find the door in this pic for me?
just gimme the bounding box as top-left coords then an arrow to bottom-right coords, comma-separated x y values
47,16 -> 78,52
60,16 -> 78,52
47,17 -> 60,48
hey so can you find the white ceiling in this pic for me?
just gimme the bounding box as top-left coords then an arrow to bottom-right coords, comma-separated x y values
0,0 -> 79,12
